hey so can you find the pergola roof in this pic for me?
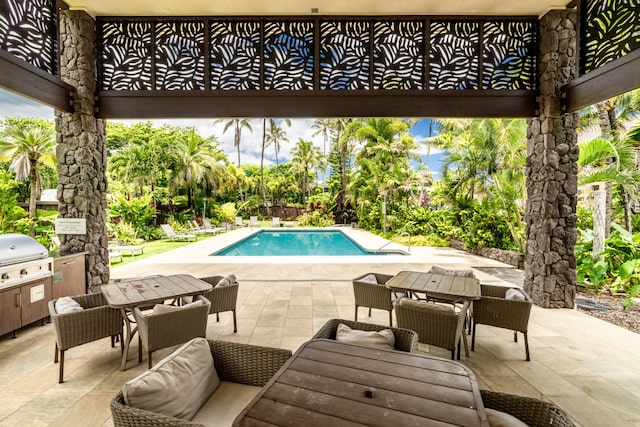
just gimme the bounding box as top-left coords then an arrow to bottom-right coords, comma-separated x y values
64,0 -> 571,18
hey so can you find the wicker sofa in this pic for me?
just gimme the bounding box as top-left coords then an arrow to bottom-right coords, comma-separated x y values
481,390 -> 575,427
111,339 -> 292,427
312,318 -> 418,352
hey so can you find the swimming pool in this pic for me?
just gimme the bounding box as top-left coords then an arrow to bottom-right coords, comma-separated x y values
211,229 -> 396,256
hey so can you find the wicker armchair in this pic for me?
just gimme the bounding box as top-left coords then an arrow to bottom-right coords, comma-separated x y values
352,272 -> 405,326
133,296 -> 211,368
198,275 -> 239,333
396,300 -> 471,360
481,390 -> 575,427
111,340 -> 292,427
472,284 -> 533,361
48,292 -> 123,383
312,318 -> 418,352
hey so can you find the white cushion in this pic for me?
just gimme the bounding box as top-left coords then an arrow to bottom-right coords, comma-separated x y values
357,273 -> 379,284
430,266 -> 476,278
336,323 -> 395,350
55,296 -> 84,314
399,298 -> 455,313
191,381 -> 261,426
123,337 -> 219,421
152,300 -> 203,315
217,274 -> 237,287
485,408 -> 529,427
505,288 -> 528,301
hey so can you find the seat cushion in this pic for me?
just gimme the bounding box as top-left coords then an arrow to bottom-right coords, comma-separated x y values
217,274 -> 237,287
399,298 -> 455,313
191,381 -> 261,427
505,288 -> 528,301
152,299 -> 203,315
336,323 -> 395,350
122,337 -> 219,421
55,296 -> 84,314
357,273 -> 379,284
485,408 -> 529,427
430,266 -> 476,278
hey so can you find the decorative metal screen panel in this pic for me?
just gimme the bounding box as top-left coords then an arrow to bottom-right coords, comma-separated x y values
581,0 -> 640,74
155,21 -> 205,90
373,21 -> 424,90
320,21 -> 370,90
0,0 -> 57,75
210,21 -> 260,90
429,21 -> 480,90
482,21 -> 536,90
97,16 -> 538,93
264,21 -> 314,90
101,21 -> 152,90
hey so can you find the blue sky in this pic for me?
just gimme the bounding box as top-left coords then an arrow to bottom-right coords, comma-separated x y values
0,88 -> 444,179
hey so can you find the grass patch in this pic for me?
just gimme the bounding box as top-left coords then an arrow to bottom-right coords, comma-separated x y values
109,239 -> 200,268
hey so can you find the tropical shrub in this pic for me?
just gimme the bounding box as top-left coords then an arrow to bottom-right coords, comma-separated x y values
576,224 -> 640,306
296,209 -> 334,227
108,195 -> 156,230
220,202 -> 237,223
0,170 -> 27,232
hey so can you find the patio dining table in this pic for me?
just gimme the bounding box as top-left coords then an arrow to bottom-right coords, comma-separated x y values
101,274 -> 212,370
386,271 -> 481,302
233,339 -> 489,426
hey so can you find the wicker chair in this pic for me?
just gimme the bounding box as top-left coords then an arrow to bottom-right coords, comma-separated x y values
312,318 -> 418,352
481,390 -> 575,427
472,284 -> 533,361
198,275 -> 239,333
110,340 -> 292,427
396,300 -> 471,360
133,296 -> 211,368
352,272 -> 405,326
48,292 -> 123,383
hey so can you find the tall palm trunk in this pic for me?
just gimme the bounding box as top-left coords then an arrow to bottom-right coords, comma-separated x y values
27,159 -> 38,237
260,119 -> 270,216
596,102 -> 614,237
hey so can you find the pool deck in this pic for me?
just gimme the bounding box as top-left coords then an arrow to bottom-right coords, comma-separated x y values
1,228 -> 639,426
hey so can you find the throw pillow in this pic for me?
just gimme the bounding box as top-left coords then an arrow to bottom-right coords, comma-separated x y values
358,273 -> 379,285
336,323 -> 395,350
55,296 -> 84,314
399,298 -> 455,313
152,299 -> 203,315
123,337 -> 219,420
505,288 -> 528,301
430,266 -> 476,278
485,408 -> 529,427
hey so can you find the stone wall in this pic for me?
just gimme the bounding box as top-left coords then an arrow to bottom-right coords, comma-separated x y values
55,10 -> 109,292
449,240 -> 525,269
524,10 -> 578,308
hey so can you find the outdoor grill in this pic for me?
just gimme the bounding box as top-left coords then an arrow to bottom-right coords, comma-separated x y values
0,234 -> 53,290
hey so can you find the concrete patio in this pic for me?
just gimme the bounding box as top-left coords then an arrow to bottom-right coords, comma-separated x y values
0,228 -> 638,426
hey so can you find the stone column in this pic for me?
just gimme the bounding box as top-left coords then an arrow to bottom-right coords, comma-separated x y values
55,10 -> 109,292
524,10 -> 578,308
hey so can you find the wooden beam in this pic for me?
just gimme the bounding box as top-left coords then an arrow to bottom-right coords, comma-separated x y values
0,50 -> 73,113
96,90 -> 536,118
563,49 -> 640,112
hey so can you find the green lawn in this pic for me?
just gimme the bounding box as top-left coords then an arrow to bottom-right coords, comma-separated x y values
109,238 -> 200,268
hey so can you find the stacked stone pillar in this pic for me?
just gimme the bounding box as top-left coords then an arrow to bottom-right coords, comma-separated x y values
55,10 -> 109,292
524,10 -> 578,308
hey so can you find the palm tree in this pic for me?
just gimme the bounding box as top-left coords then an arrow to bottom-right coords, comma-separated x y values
578,135 -> 640,232
0,121 -> 56,236
266,123 -> 289,168
290,139 -> 323,205
168,128 -> 225,210
217,118 -> 252,166
312,119 -> 332,157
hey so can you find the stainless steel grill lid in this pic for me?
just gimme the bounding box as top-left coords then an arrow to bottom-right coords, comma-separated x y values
0,234 -> 49,266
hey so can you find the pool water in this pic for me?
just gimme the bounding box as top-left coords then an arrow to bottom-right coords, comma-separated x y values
212,229 -> 391,256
